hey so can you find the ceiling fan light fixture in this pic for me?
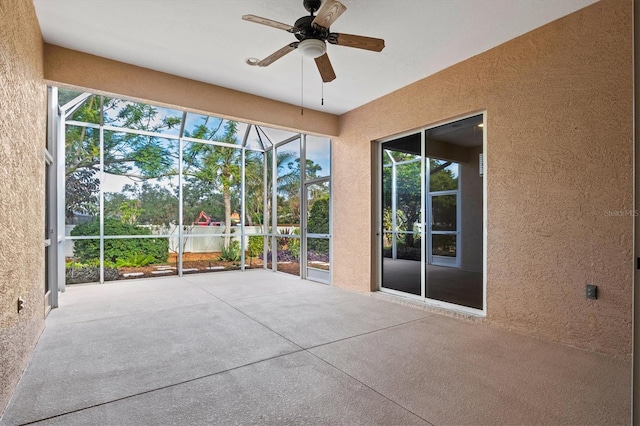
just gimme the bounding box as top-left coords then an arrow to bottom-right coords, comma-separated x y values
298,38 -> 326,58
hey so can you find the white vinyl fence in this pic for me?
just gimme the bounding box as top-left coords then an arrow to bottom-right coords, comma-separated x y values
64,224 -> 299,258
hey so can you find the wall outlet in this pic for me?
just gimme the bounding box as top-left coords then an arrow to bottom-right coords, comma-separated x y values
586,284 -> 597,300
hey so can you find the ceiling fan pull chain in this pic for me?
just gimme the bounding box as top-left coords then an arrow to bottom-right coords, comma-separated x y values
321,81 -> 324,106
301,56 -> 304,115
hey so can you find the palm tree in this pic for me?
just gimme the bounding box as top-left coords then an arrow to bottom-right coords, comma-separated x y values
243,150 -> 266,228
275,149 -> 301,226
183,119 -> 241,247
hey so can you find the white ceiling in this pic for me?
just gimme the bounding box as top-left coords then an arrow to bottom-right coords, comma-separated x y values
34,0 -> 598,115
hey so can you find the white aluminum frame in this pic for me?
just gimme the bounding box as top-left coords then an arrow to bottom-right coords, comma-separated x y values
52,90 -> 332,288
45,87 -> 59,311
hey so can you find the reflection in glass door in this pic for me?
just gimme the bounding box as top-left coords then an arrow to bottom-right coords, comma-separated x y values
380,133 -> 422,296
429,193 -> 458,267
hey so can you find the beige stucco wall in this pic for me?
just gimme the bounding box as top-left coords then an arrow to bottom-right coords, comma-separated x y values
44,45 -> 339,137
0,0 -> 46,415
333,0 -> 633,357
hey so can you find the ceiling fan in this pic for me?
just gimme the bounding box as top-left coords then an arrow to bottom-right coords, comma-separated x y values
242,0 -> 385,83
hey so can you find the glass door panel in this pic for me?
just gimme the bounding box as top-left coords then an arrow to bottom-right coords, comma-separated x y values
380,134 -> 422,296
424,115 -> 484,310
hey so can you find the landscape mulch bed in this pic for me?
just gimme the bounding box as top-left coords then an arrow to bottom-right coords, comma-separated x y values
117,252 -> 301,279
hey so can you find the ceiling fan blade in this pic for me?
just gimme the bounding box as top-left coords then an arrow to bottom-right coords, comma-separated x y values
242,14 -> 296,33
311,0 -> 346,29
329,33 -> 385,52
314,53 -> 336,83
256,43 -> 297,67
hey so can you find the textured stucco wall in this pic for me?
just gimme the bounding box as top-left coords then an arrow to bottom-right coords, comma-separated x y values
333,0 -> 632,357
44,45 -> 339,138
0,0 -> 46,415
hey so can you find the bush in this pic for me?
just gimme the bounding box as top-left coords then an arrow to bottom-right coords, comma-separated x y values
308,238 -> 329,255
382,245 -> 421,261
66,259 -> 116,269
247,235 -> 263,258
264,250 -> 299,263
308,196 -> 329,254
116,253 -> 155,268
288,228 -> 300,259
307,250 -> 329,263
71,218 -> 169,264
218,240 -> 241,262
65,259 -> 118,284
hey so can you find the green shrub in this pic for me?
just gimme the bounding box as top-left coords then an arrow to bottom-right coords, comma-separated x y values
288,228 -> 300,259
71,218 -> 169,264
308,196 -> 329,254
65,258 -> 116,269
218,240 -> 241,262
116,253 -> 155,268
247,235 -> 263,258
308,238 -> 329,255
382,246 -> 420,261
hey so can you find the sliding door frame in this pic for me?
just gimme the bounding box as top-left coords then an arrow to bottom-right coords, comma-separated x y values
376,111 -> 487,317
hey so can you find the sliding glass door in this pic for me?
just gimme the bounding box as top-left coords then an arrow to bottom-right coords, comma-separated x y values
380,114 -> 485,313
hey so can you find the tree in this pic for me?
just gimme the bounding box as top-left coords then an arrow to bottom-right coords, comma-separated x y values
242,150 -> 268,227
65,168 -> 99,221
119,200 -> 143,225
104,192 -> 130,220
381,153 -> 458,250
382,156 -> 421,247
105,182 -> 177,227
429,159 -> 457,192
64,91 -> 180,221
136,182 -> 178,227
183,119 -> 242,247
275,155 -> 323,226
181,177 -> 226,225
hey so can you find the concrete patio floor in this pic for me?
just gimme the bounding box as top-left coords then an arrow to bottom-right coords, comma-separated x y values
1,270 -> 630,425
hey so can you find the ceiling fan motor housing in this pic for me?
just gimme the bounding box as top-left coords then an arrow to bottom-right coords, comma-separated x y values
294,15 -> 328,42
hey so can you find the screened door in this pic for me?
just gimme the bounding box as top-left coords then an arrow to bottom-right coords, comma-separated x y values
304,180 -> 330,283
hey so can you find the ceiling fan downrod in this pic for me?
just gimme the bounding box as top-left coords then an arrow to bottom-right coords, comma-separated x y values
303,0 -> 322,15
